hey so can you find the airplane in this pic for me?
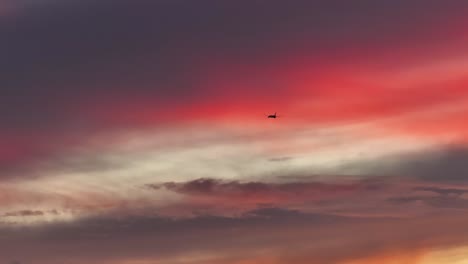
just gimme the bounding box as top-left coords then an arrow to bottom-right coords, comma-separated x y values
267,112 -> 278,118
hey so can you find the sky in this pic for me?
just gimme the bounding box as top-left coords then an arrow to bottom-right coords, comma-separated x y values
3,0 -> 468,263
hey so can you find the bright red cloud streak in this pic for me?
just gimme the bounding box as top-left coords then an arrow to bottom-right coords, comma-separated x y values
75,55 -> 468,130
3,6 -> 468,170
6,53 -> 468,168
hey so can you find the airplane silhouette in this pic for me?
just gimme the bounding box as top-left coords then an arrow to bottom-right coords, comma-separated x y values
267,112 -> 277,118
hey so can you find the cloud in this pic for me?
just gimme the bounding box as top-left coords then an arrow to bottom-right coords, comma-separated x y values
143,174 -> 468,218
146,178 -> 374,215
2,150 -> 468,262
401,147 -> 468,182
268,156 -> 293,162
0,207 -> 468,264
342,146 -> 468,182
4,1 -> 468,263
149,178 -> 370,196
0,208 -> 355,263
6,146 -> 468,222
413,186 -> 468,196
3,210 -> 45,217
2,0 -> 468,180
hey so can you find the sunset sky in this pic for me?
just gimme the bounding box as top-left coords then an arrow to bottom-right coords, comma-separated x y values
3,1 -> 468,263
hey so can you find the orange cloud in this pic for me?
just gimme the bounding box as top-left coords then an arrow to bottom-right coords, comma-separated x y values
342,249 -> 427,264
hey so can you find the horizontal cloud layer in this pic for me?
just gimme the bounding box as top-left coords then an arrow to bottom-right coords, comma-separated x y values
3,0 -> 468,263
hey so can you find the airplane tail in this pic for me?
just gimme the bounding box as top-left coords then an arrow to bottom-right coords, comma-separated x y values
265,112 -> 280,118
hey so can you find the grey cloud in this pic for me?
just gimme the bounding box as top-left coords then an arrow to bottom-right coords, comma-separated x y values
268,156 -> 293,162
0,208 -> 356,263
340,146 -> 468,182
389,195 -> 468,209
0,207 -> 467,264
147,178 -> 369,197
3,210 -> 44,217
145,177 -> 381,216
243,207 -> 347,224
388,196 -> 424,204
1,175 -> 468,263
413,186 -> 468,196
401,147 -> 468,182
